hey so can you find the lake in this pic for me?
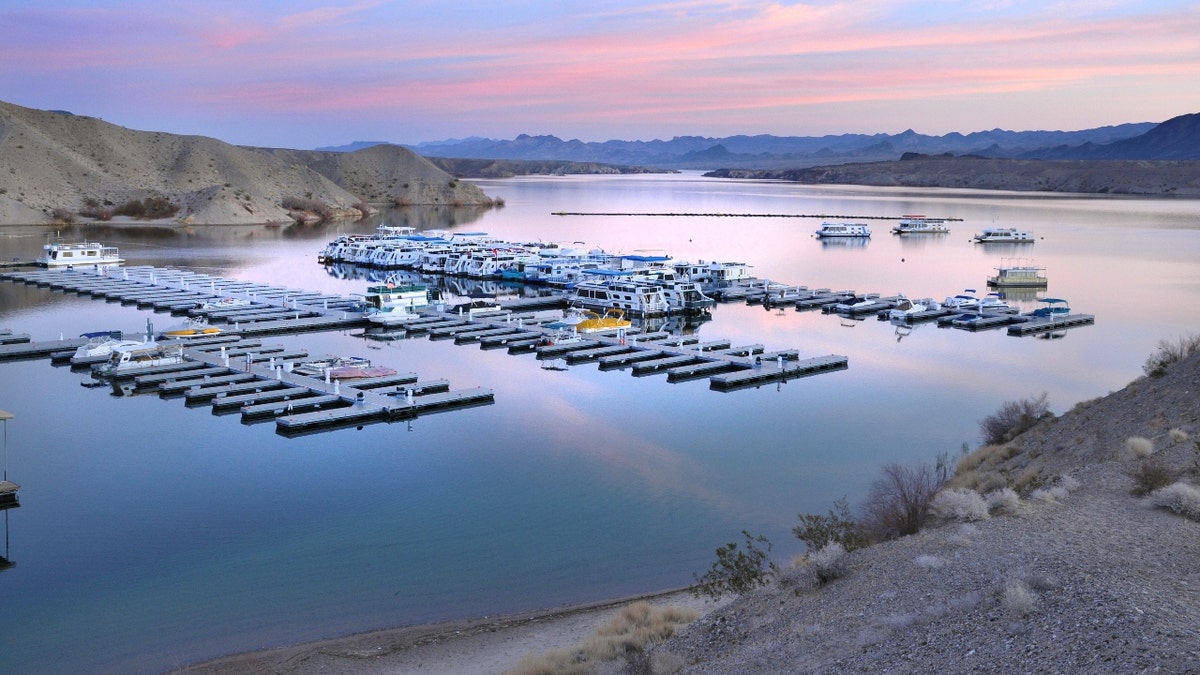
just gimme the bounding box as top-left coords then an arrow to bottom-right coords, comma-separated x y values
1,173 -> 1199,673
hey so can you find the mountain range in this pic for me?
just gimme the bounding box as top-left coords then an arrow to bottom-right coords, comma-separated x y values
319,115 -> 1199,169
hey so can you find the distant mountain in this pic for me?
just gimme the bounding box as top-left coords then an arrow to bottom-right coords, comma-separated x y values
315,140 -> 392,152
1020,112 -> 1200,160
399,124 -> 1158,169
0,101 -> 495,225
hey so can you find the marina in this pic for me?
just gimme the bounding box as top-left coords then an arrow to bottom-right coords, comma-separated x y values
1,174 -> 1184,675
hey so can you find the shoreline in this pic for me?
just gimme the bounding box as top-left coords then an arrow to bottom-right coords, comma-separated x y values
172,586 -> 726,675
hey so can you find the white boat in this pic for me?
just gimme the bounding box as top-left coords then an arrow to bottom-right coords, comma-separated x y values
943,289 -> 981,310
71,332 -> 151,364
815,222 -> 871,238
833,294 -> 886,313
159,317 -> 222,338
359,284 -> 432,315
569,279 -> 672,316
979,292 -> 1018,314
891,215 -> 950,234
973,227 -> 1034,243
887,296 -> 942,320
94,343 -> 185,375
196,297 -> 254,310
38,240 -> 124,267
987,261 -> 1047,288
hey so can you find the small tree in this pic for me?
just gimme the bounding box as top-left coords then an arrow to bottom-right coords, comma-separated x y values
692,530 -> 776,600
793,496 -> 870,552
979,393 -> 1052,445
861,463 -> 945,540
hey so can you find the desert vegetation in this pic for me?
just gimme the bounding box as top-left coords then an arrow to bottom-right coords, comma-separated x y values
508,601 -> 698,675
692,531 -> 776,600
1143,333 -> 1200,377
979,392 -> 1053,445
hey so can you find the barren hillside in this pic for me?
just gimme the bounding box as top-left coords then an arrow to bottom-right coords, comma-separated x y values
651,347 -> 1200,674
0,100 -> 494,225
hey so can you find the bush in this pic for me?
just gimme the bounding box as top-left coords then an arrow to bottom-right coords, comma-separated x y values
1129,459 -> 1175,496
281,196 -> 334,220
1147,482 -> 1200,521
979,393 -> 1052,445
793,496 -> 870,552
1143,334 -> 1200,377
692,530 -> 777,600
1170,428 -> 1190,443
1002,582 -> 1038,617
930,487 -> 990,522
50,207 -> 76,223
1030,473 -> 1079,504
985,487 -> 1021,515
805,542 -> 848,584
1126,436 -> 1155,458
861,463 -> 946,540
114,196 -> 179,220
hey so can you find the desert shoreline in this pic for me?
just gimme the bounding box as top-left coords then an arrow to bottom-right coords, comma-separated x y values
171,586 -> 726,675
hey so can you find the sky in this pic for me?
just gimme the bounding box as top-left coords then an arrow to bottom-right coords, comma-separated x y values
2,1 -> 1199,149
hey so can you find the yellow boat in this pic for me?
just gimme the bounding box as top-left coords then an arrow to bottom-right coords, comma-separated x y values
574,308 -> 632,333
160,318 -> 222,337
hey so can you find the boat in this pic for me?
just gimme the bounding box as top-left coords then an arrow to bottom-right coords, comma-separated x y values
887,296 -> 942,321
973,227 -> 1034,243
574,309 -> 633,333
94,343 -> 185,376
71,332 -> 151,364
537,327 -> 584,347
359,283 -> 432,322
891,215 -> 950,234
978,293 -> 1018,314
942,289 -> 981,310
1030,297 -> 1071,319
987,261 -> 1048,288
37,239 -> 124,267
569,279 -> 672,316
290,356 -> 396,379
815,222 -> 872,238
196,297 -> 254,310
832,294 -> 887,314
159,318 -> 222,337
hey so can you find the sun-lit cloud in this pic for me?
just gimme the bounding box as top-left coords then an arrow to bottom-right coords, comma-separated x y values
1,1 -> 1198,145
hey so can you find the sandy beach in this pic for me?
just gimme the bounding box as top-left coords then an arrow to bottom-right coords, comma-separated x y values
173,588 -> 727,675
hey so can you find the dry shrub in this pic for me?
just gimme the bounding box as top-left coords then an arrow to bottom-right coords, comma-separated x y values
50,207 -> 76,223
804,542 -> 848,584
507,602 -> 697,675
979,393 -> 1052,445
1002,582 -> 1038,617
1030,473 -> 1079,504
1143,333 -> 1200,377
1126,436 -> 1155,458
1147,482 -> 1200,521
1169,428 -> 1190,443
1129,459 -> 1175,497
861,463 -> 946,540
930,488 -> 990,522
985,487 -> 1021,515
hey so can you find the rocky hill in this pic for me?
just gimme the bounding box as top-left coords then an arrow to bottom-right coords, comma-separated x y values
650,347 -> 1200,673
0,100 -> 495,226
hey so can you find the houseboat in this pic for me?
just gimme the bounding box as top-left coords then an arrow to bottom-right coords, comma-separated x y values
891,215 -> 950,234
973,227 -> 1034,243
569,279 -> 672,316
815,222 -> 872,238
38,240 -> 124,267
987,262 -> 1048,288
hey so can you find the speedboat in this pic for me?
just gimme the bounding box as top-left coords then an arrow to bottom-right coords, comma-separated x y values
72,332 -> 151,364
943,289 -> 980,310
196,297 -> 254,310
973,227 -> 1034,243
159,318 -> 222,338
575,309 -> 632,333
815,222 -> 871,238
833,294 -> 885,313
38,239 -> 124,267
978,293 -> 1018,314
94,343 -> 185,376
1030,298 -> 1070,319
888,296 -> 941,320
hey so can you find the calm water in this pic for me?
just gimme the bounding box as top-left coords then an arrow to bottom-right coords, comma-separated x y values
1,173 -> 1199,673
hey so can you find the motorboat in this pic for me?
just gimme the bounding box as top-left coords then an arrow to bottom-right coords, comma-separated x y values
94,343 -> 185,376
943,289 -> 981,310
289,355 -> 396,379
38,240 -> 124,267
891,215 -> 950,234
1030,298 -> 1071,319
833,294 -> 886,314
537,327 -> 584,347
71,332 -> 151,365
887,296 -> 942,321
973,227 -> 1034,243
978,293 -> 1018,314
987,261 -> 1047,288
159,318 -> 222,338
574,309 -> 633,333
815,222 -> 871,238
359,283 -> 432,315
196,297 -> 254,310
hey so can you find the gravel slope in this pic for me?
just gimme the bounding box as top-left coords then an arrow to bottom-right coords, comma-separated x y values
653,349 -> 1200,674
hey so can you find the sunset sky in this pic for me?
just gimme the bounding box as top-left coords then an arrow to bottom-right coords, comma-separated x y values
3,1 -> 1198,149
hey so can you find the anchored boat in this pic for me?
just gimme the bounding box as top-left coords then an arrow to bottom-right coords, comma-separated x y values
37,240 -> 124,267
